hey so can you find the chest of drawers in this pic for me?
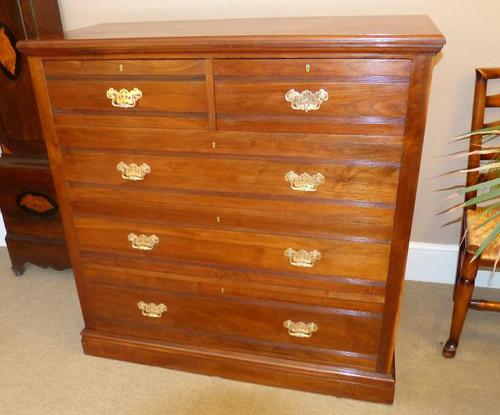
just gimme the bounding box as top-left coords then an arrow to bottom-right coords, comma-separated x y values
20,16 -> 444,403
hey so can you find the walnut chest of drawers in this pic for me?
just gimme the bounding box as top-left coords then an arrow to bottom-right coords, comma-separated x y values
20,16 -> 445,403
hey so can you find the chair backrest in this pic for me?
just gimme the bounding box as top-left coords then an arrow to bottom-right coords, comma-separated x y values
465,68 -> 500,203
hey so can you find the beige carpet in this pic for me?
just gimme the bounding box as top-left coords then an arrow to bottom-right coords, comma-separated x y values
0,247 -> 499,415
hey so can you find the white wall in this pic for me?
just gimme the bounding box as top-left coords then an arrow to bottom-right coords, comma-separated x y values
1,1 -> 500,285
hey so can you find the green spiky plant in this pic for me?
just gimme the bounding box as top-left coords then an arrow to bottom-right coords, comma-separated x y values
451,125 -> 500,267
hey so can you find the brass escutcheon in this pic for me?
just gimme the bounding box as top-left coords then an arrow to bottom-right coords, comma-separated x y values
137,301 -> 167,318
284,248 -> 322,268
285,171 -> 325,192
128,233 -> 159,251
285,88 -> 328,112
283,320 -> 318,338
117,162 -> 151,181
106,87 -> 142,108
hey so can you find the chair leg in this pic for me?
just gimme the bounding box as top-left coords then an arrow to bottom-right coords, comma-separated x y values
453,213 -> 467,300
443,251 -> 479,358
453,245 -> 465,301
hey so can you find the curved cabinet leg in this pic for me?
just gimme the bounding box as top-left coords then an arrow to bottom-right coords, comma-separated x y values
7,245 -> 26,276
12,263 -> 26,276
443,251 -> 478,358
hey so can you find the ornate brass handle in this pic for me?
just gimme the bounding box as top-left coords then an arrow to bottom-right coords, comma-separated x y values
283,320 -> 318,338
106,87 -> 143,108
128,233 -> 159,250
285,89 -> 328,112
284,248 -> 321,268
285,171 -> 325,192
117,162 -> 151,181
137,301 -> 167,318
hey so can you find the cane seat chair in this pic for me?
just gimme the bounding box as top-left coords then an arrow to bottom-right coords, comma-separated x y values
443,68 -> 500,358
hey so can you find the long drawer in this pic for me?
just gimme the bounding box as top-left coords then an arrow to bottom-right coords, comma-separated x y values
74,216 -> 390,282
85,279 -> 381,370
55,126 -> 404,164
81,260 -> 386,312
61,150 -> 400,204
69,186 -> 395,243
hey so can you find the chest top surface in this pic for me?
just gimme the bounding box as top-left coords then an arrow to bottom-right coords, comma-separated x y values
18,15 -> 445,55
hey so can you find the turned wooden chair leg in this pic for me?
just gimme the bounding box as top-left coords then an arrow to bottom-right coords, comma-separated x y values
453,245 -> 465,301
443,251 -> 479,358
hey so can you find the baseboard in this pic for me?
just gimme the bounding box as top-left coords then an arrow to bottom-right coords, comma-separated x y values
405,242 -> 500,289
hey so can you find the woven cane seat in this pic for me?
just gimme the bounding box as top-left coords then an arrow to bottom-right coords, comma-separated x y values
466,207 -> 500,261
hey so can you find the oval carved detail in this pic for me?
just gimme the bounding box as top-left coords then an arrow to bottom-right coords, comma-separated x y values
16,192 -> 58,217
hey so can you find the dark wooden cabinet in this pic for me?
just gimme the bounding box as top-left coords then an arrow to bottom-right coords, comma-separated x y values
0,0 -> 70,274
19,16 -> 444,403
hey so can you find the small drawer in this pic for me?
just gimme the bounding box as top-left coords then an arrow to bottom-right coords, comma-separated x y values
74,216 -> 391,283
48,80 -> 207,113
214,58 -> 410,135
215,81 -> 408,134
214,58 -> 412,79
44,59 -> 206,77
44,59 -> 208,130
61,150 -> 399,204
85,280 -> 381,370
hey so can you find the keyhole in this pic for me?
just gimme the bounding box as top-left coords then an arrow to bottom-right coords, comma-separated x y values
118,64 -> 124,72
220,287 -> 224,294
212,141 -> 216,149
305,64 -> 311,73
216,216 -> 221,223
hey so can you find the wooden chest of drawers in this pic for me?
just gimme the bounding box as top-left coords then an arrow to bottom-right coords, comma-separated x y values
20,16 -> 444,403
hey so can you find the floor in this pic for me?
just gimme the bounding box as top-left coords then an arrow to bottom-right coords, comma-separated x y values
0,247 -> 499,415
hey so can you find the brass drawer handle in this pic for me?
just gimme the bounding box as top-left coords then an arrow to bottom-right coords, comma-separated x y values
283,320 -> 318,338
128,233 -> 159,250
284,248 -> 321,268
285,171 -> 325,192
106,87 -> 143,108
137,301 -> 167,318
285,88 -> 328,112
117,162 -> 151,181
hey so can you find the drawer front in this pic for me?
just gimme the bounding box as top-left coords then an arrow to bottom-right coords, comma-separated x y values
214,58 -> 410,134
214,58 -> 412,79
74,216 -> 390,282
82,261 -> 386,313
85,280 -> 381,369
62,151 -> 400,204
44,59 -> 206,76
69,186 -> 395,244
0,159 -> 65,239
55,126 -> 404,165
48,80 -> 208,113
44,59 -> 208,129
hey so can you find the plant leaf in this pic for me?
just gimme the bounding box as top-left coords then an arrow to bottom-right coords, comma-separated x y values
450,148 -> 500,159
453,126 -> 500,141
458,178 -> 500,194
459,162 -> 500,173
460,190 -> 500,208
472,223 -> 500,260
